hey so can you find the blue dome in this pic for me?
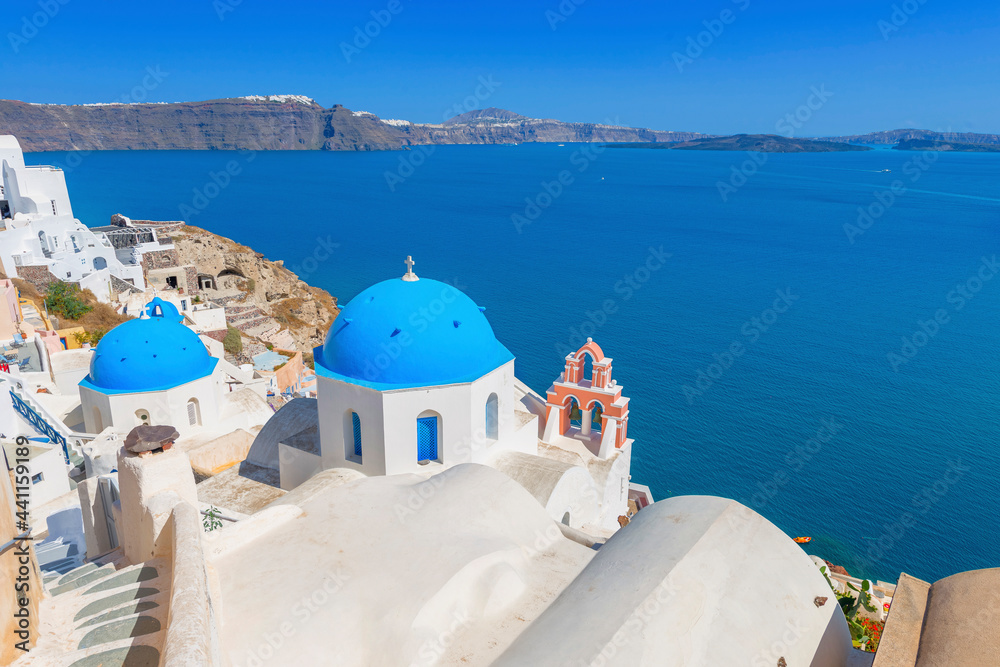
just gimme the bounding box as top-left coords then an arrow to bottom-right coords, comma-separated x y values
315,277 -> 513,388
143,297 -> 182,323
81,317 -> 217,394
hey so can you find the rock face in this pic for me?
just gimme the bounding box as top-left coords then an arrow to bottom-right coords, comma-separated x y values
893,138 -> 1000,152
822,128 -> 1000,146
0,98 -> 402,152
663,134 -> 870,152
170,225 -> 338,351
0,98 -> 708,152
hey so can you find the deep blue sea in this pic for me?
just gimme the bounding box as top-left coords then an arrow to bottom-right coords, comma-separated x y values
27,144 -> 1000,584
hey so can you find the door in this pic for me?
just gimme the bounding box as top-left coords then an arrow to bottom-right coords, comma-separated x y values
417,416 -> 438,462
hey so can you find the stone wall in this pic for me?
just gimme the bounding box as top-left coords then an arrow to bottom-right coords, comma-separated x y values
139,249 -> 181,273
110,274 -> 142,297
15,265 -> 61,292
201,329 -> 228,343
184,266 -> 200,296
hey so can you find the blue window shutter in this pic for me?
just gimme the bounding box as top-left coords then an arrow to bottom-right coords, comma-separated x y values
352,412 -> 362,457
417,416 -> 437,461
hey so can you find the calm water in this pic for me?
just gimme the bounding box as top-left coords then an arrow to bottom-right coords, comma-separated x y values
28,144 -> 1000,583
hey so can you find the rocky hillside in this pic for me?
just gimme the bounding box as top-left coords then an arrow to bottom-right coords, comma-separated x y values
418,107 -> 706,144
893,138 -> 1000,152
0,97 -> 404,152
0,98 -> 707,151
170,225 -> 338,351
820,128 -> 1000,146
607,134 -> 870,152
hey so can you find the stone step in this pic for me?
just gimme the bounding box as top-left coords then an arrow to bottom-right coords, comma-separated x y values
49,564 -> 117,595
55,562 -> 99,586
74,587 -> 160,623
81,566 -> 159,596
77,615 -> 161,650
67,644 -> 160,667
76,600 -> 160,630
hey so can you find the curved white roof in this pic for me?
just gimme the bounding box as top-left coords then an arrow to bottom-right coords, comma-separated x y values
496,495 -> 853,666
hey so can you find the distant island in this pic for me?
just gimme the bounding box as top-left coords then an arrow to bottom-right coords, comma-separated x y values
820,128 -> 1000,146
605,134 -> 870,153
0,97 -> 997,153
893,138 -> 1000,152
0,99 -> 706,152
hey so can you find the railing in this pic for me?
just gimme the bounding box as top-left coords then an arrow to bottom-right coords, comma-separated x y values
9,389 -> 72,464
4,379 -> 96,465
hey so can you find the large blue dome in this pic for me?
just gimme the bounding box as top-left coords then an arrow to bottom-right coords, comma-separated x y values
81,316 -> 217,394
315,277 -> 513,388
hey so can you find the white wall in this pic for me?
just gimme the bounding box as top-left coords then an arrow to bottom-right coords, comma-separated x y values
0,376 -> 23,439
77,268 -> 112,303
381,382 -> 472,476
318,361 -> 537,479
50,349 -> 93,397
187,305 -> 226,332
25,446 -> 71,508
597,443 -> 631,532
318,376 -> 386,475
278,445 -> 323,490
81,373 -> 221,438
544,466 -> 600,528
16,166 -> 73,219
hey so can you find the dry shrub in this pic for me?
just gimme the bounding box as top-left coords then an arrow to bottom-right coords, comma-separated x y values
57,288 -> 131,332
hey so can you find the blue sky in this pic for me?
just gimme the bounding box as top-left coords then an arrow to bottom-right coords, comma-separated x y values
3,0 -> 998,135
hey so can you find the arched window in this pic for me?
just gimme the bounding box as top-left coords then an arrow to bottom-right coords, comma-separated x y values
135,409 -> 151,426
186,398 -> 201,426
581,352 -> 595,386
485,393 -> 498,440
351,412 -> 362,459
417,411 -> 441,464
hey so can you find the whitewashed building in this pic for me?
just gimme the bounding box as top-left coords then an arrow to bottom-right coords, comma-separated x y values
0,135 -> 152,301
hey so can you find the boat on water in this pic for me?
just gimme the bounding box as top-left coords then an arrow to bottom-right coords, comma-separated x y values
793,536 -> 812,544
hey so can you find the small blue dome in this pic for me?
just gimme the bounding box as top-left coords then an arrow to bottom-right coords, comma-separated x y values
81,317 -> 217,394
143,297 -> 182,323
315,277 -> 513,388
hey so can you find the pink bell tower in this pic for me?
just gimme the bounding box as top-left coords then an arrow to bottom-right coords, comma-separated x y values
541,338 -> 631,458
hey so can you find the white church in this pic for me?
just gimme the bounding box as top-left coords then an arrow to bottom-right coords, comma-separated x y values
78,297 -> 271,440
248,258 -> 645,533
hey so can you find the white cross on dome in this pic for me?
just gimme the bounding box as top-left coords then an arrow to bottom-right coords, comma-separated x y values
402,255 -> 419,282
